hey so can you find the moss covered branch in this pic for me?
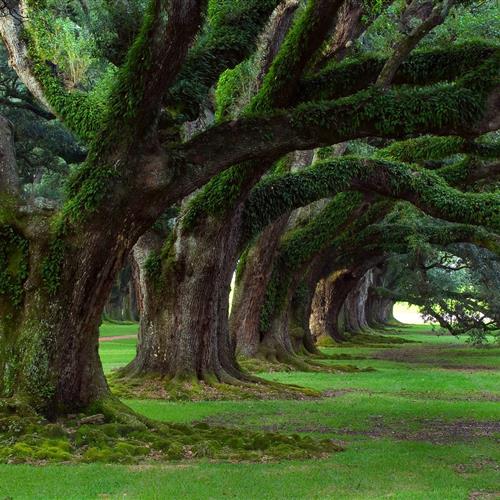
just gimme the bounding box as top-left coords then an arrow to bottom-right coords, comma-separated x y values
181,56 -> 499,185
242,156 -> 500,240
298,41 -> 498,102
166,0 -> 283,120
376,135 -> 500,163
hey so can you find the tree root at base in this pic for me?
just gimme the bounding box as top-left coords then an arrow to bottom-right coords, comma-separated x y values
0,397 -> 342,464
108,371 -> 322,401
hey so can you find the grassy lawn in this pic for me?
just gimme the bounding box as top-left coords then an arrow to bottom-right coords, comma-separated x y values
1,325 -> 498,499
99,322 -> 138,338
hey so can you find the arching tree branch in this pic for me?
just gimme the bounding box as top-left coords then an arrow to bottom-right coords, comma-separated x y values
242,157 -> 500,239
177,78 -> 499,198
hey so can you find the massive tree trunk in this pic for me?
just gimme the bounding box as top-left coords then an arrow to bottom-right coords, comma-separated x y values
103,262 -> 139,322
258,253 -> 324,363
0,181 -> 170,417
365,292 -> 396,328
231,215 -> 290,357
124,208 -> 249,384
341,269 -> 374,334
0,116 -> 169,417
313,270 -> 360,342
362,264 -> 397,328
288,273 -> 320,356
0,116 -> 101,416
0,215 -> 135,417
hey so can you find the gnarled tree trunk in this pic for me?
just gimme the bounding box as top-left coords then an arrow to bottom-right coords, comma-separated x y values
0,216 -> 139,417
258,253 -> 323,363
341,269 -> 375,334
124,208 -> 248,384
231,215 -> 290,357
313,270 -> 360,342
103,262 -> 139,322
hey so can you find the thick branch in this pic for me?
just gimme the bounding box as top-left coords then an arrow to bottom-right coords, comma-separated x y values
242,157 -> 500,239
299,41 -> 496,103
127,0 -> 205,132
0,1 -> 50,109
249,0 -> 345,112
165,0 -> 282,120
178,80 -> 499,195
437,160 -> 500,187
376,0 -> 454,88
0,96 -> 54,120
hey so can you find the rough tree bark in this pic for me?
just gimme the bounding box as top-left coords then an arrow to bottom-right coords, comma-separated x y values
103,263 -> 139,322
364,265 -> 397,328
231,215 -> 290,357
311,270 -> 360,342
124,206 -> 251,384
341,269 -> 375,334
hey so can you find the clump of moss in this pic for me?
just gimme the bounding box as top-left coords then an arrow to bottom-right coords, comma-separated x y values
108,372 -> 321,401
0,400 -> 341,464
340,332 -> 417,347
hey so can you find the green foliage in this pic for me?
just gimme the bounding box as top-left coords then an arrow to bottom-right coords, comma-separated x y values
0,226 -> 29,308
24,2 -> 112,142
215,59 -> 258,121
29,13 -> 98,87
298,41 -> 498,102
167,0 -> 281,120
359,0 -> 500,54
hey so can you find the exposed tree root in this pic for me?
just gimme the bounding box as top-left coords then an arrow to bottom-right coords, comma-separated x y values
316,330 -> 418,348
108,371 -> 322,401
0,397 -> 342,464
238,351 -> 375,375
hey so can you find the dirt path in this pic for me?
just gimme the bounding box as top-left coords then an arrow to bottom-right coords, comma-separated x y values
373,344 -> 499,370
99,334 -> 137,342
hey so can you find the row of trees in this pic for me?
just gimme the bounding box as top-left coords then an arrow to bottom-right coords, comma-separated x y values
0,0 -> 498,419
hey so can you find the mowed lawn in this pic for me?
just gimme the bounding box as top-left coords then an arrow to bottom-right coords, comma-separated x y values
1,325 -> 499,499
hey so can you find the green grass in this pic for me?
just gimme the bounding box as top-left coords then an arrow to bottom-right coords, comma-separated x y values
99,322 -> 138,337
99,338 -> 137,373
1,324 -> 499,499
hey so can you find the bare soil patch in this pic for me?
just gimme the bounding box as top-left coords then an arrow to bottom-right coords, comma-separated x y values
99,335 -> 137,342
340,416 -> 500,444
373,345 -> 499,371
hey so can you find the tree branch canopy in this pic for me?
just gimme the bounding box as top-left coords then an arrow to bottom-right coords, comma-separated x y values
298,41 -> 497,103
1,0 -> 205,142
242,157 -> 500,239
165,0 -> 283,120
376,0 -> 454,88
178,70 -> 499,195
248,0 -> 345,112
